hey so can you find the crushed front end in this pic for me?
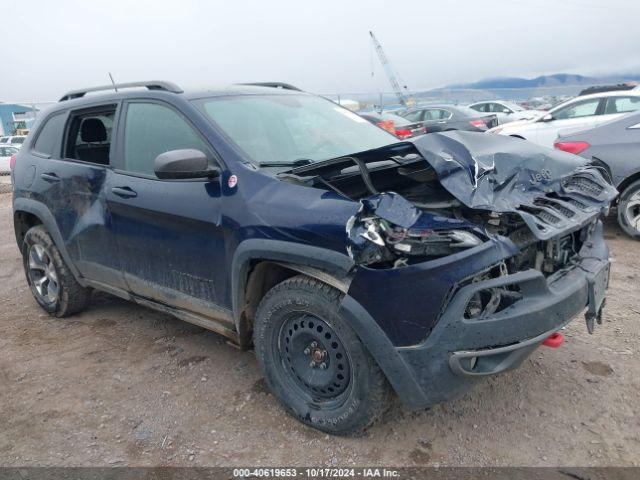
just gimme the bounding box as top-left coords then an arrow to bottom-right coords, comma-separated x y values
284,131 -> 617,408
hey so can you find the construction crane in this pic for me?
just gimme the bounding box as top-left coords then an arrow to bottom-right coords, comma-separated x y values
369,30 -> 413,107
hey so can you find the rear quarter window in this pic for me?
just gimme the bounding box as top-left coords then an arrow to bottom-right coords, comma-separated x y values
32,114 -> 66,157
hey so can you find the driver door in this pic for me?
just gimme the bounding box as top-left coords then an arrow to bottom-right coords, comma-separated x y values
107,99 -> 232,317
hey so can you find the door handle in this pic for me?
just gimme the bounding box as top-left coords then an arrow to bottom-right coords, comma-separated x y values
40,172 -> 60,182
111,186 -> 138,198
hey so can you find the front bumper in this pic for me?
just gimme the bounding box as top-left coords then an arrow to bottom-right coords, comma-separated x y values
342,221 -> 610,409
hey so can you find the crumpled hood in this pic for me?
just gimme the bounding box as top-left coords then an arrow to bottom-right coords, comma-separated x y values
412,131 -> 617,239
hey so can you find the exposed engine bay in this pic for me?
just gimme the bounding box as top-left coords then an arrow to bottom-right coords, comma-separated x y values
280,131 -> 617,273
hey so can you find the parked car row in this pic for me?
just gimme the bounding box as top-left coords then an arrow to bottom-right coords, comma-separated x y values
0,135 -> 27,148
489,90 -> 640,147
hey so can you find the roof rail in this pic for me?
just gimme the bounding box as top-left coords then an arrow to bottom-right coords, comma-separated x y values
237,82 -> 302,91
59,80 -> 183,102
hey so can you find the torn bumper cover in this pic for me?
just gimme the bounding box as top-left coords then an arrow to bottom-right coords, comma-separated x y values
342,222 -> 610,409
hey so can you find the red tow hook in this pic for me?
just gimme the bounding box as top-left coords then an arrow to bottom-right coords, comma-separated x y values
542,332 -> 564,348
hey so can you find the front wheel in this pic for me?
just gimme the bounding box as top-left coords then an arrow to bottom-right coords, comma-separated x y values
253,275 -> 391,435
617,180 -> 640,239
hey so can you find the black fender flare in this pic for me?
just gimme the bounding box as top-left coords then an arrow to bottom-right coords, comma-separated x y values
230,238 -> 354,325
12,197 -> 86,285
339,295 -> 429,408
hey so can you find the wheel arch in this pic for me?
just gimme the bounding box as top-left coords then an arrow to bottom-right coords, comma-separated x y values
12,198 -> 85,285
616,171 -> 640,199
231,239 -> 354,349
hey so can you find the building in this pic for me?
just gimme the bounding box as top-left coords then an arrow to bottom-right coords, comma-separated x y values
0,103 -> 38,136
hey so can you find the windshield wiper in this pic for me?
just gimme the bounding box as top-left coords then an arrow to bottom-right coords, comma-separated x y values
259,158 -> 314,167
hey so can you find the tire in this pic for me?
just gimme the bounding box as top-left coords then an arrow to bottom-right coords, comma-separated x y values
22,225 -> 91,317
617,180 -> 640,239
253,275 -> 391,435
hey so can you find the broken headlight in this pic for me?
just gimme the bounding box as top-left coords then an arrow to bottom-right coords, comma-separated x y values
347,192 -> 485,267
385,224 -> 482,258
348,215 -> 483,267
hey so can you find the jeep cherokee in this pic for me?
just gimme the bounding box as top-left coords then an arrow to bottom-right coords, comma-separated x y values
11,81 -> 616,435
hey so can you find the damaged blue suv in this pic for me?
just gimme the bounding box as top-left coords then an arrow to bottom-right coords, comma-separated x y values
12,81 -> 616,435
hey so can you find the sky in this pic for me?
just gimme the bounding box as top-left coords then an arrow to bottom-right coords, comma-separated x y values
2,0 -> 639,102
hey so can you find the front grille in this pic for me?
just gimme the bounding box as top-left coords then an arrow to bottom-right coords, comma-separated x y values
534,198 -> 575,218
537,210 -> 560,224
563,175 -> 604,197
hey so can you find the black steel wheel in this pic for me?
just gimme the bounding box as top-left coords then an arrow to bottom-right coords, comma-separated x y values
280,314 -> 351,400
253,275 -> 391,435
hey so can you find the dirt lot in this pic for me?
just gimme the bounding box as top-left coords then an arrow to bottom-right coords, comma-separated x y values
0,192 -> 639,467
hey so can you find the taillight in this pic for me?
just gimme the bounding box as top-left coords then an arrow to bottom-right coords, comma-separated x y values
377,120 -> 395,134
395,128 -> 412,139
469,119 -> 486,128
9,154 -> 16,170
554,141 -> 590,155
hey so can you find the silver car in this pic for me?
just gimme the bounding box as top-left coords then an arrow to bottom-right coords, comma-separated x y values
555,110 -> 640,238
0,145 -> 19,173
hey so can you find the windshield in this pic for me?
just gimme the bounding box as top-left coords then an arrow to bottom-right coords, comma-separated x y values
195,94 -> 396,165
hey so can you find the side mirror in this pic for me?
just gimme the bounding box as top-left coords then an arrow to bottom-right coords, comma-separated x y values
502,108 -> 511,114
154,149 -> 219,180
540,113 -> 554,122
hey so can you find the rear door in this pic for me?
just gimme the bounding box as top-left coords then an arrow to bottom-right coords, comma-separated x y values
29,104 -> 125,288
601,96 -> 640,124
107,99 -> 231,318
531,97 -> 604,146
421,108 -> 451,132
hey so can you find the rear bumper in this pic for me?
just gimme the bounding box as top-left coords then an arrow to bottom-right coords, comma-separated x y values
341,222 -> 610,409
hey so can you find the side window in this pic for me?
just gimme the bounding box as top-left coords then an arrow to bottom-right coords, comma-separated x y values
470,104 -> 486,113
604,96 -> 640,115
403,111 -> 423,122
492,103 -> 509,113
123,102 -> 210,176
436,109 -> 452,120
32,113 -> 66,157
423,109 -> 438,121
552,99 -> 601,120
65,106 -> 116,165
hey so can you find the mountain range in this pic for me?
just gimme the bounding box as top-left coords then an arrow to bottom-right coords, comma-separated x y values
412,73 -> 640,102
444,73 -> 640,90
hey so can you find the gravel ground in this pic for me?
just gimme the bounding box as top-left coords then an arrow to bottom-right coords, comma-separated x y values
0,192 -> 638,467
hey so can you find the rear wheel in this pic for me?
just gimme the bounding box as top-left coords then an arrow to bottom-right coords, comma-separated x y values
253,275 -> 390,435
617,180 -> 640,239
22,225 -> 91,316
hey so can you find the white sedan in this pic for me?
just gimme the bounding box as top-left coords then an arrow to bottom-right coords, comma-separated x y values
489,91 -> 640,147
0,145 -> 19,173
468,100 -> 544,125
